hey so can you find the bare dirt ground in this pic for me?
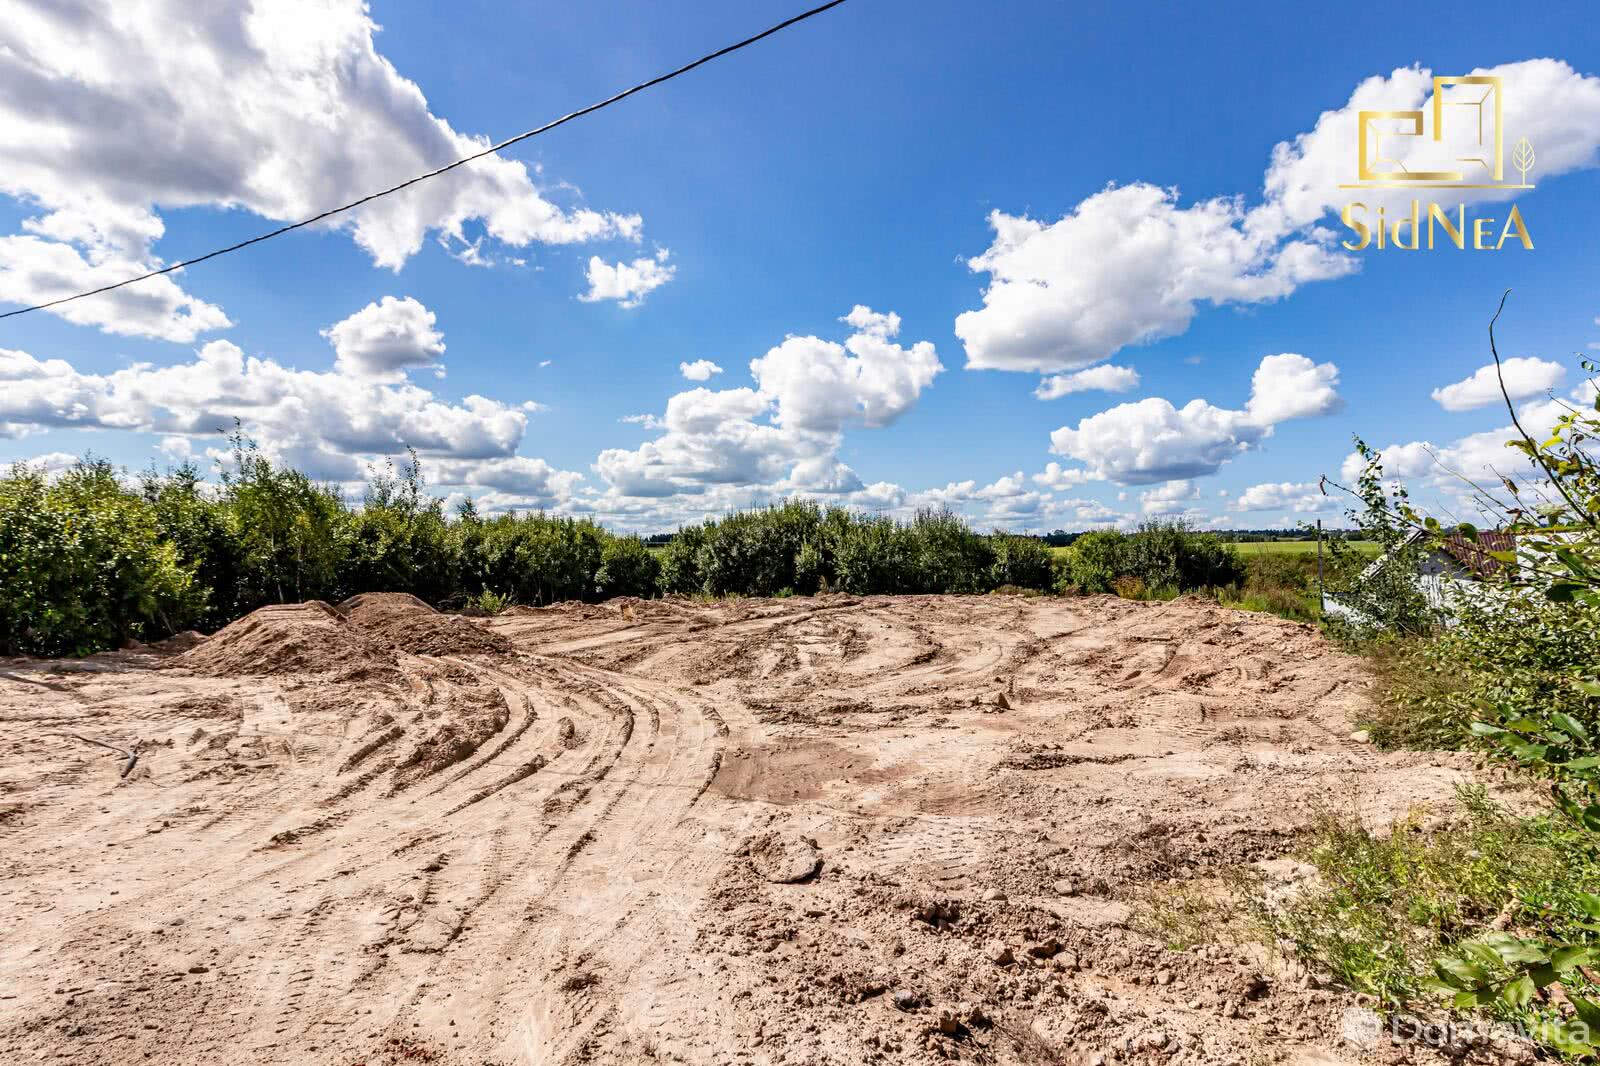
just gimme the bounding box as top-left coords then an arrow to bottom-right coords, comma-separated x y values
0,593 -> 1482,1065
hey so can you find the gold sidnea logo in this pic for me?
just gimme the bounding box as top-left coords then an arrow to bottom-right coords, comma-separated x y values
1338,75 -> 1534,251
1341,75 -> 1533,190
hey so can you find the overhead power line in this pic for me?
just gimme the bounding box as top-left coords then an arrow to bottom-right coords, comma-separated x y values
0,0 -> 850,324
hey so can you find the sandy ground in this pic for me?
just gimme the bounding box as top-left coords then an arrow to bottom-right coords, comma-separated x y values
0,593 -> 1485,1065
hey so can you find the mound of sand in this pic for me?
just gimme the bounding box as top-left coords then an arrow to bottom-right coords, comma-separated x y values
153,630 -> 208,653
174,602 -> 398,678
336,592 -> 511,657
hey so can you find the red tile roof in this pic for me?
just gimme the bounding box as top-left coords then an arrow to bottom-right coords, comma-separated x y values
1438,531 -> 1516,577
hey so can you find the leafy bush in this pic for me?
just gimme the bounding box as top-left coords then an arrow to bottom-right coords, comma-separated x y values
1063,530 -> 1126,592
657,524 -> 707,595
1062,522 -> 1243,595
1321,439 -> 1450,643
988,533 -> 1054,590
829,513 -> 914,594
596,535 -> 661,598
218,432 -> 346,611
139,463 -> 244,629
654,503 -> 1053,598
1123,519 -> 1245,590
1,460 -> 203,656
340,453 -> 455,603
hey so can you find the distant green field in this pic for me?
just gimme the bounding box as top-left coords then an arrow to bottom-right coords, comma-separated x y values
1049,540 -> 1377,560
1226,540 -> 1378,555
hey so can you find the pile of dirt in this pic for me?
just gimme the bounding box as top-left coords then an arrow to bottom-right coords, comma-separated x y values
337,592 -> 511,656
172,601 -> 398,678
153,630 -> 208,653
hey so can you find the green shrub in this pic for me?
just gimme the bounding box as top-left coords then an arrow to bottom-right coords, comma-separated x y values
1063,522 -> 1242,595
657,525 -> 707,595
988,533 -> 1054,590
906,507 -> 995,593
1,460 -> 203,656
139,463 -> 243,629
1322,439 -> 1443,642
217,432 -> 346,610
596,535 -> 662,598
1064,530 -> 1126,592
340,453 -> 454,603
1123,519 -> 1245,590
1296,318 -> 1600,1056
829,513 -> 914,594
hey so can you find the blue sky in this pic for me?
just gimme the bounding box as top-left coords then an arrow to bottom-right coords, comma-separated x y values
2,0 -> 1598,531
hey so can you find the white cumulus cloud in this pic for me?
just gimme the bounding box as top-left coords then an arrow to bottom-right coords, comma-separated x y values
1048,353 -> 1342,485
1139,479 -> 1201,516
679,359 -> 724,381
1233,481 -> 1338,513
594,308 -> 940,499
580,252 -> 675,308
1035,364 -> 1140,400
322,296 -> 446,382
1430,356 -> 1566,411
954,59 -> 1600,375
955,185 -> 1355,373
0,0 -> 645,338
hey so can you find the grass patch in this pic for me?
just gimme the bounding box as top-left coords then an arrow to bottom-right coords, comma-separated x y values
1264,788 -> 1600,1016
1135,870 -> 1265,952
1216,585 -> 1321,623
1356,637 -> 1478,750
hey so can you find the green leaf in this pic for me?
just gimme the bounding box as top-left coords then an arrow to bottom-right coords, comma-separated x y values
1551,945 -> 1595,972
1500,973 -> 1536,1008
1437,954 -> 1492,985
1571,994 -> 1600,1033
1551,712 -> 1591,741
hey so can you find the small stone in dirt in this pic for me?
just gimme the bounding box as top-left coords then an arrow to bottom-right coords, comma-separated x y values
1028,938 -> 1063,960
1232,973 -> 1269,1001
911,898 -> 961,927
995,691 -> 1011,711
1349,729 -> 1371,743
988,942 -> 1015,966
1051,879 -> 1077,896
937,1010 -> 958,1034
746,831 -> 821,884
982,888 -> 1007,902
893,990 -> 920,1011
1156,968 -> 1174,986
